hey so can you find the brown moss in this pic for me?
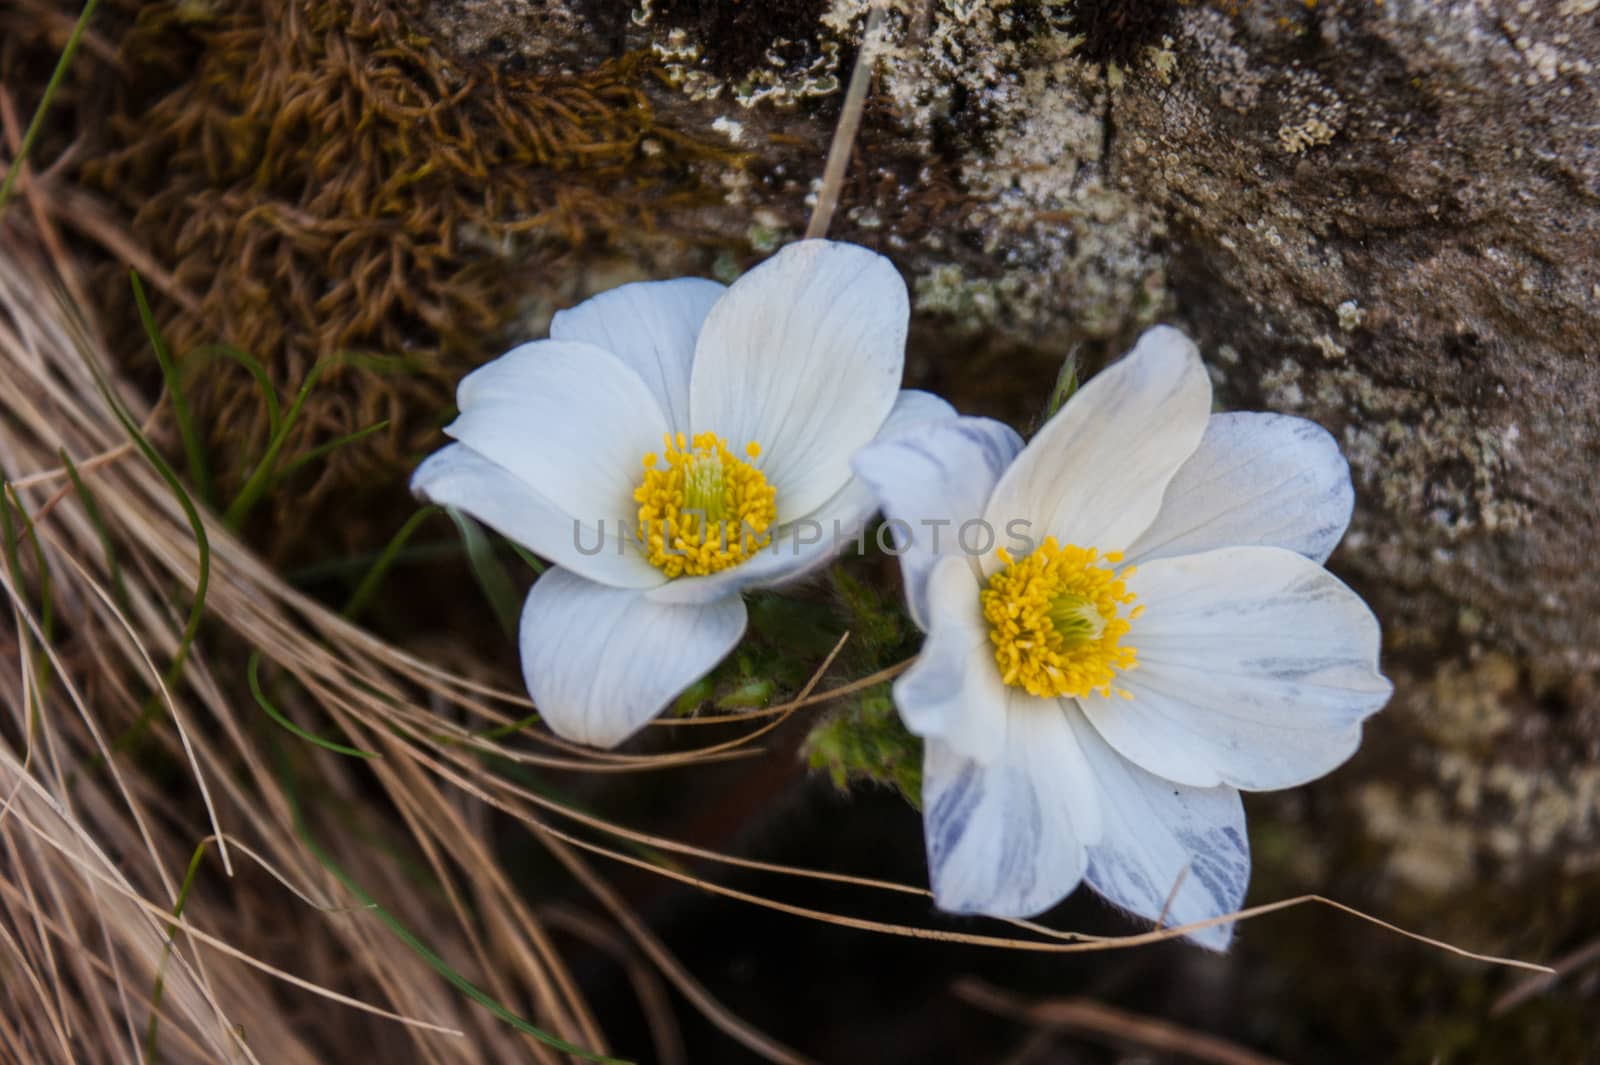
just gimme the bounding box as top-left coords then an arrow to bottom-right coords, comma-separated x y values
64,0 -> 736,550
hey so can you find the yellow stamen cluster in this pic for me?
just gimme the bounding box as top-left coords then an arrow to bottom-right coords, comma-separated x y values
635,432 -> 776,578
981,537 -> 1141,699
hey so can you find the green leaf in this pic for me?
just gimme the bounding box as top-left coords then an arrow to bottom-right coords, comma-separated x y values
804,684 -> 923,809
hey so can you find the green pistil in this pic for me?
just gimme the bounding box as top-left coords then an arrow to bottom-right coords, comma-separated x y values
684,451 -> 727,522
1048,593 -> 1107,648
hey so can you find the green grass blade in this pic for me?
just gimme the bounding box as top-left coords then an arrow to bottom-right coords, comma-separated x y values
467,711 -> 542,743
3,484 -> 57,697
142,840 -> 209,1064
131,272 -> 213,505
509,542 -> 546,575
61,449 -> 130,614
223,358 -> 331,528
341,505 -> 439,621
247,651 -> 378,759
185,343 -> 282,441
0,0 -> 102,213
1,485 -> 54,644
80,344 -> 210,756
274,419 -> 389,481
445,507 -> 520,640
1043,348 -> 1080,423
0,483 -> 20,579
286,539 -> 461,587
0,484 -> 54,718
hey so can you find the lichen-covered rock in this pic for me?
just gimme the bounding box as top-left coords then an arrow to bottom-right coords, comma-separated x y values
1105,1 -> 1600,940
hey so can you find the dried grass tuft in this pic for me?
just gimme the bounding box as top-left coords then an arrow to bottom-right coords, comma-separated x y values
0,223 -> 779,1065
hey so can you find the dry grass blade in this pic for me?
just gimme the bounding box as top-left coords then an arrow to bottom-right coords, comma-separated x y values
541,905 -> 687,1065
0,226 -> 608,1064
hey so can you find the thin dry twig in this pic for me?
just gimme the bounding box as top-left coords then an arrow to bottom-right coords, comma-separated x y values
805,2 -> 886,240
542,905 -> 686,1065
954,979 -> 1290,1065
1491,934 -> 1600,1015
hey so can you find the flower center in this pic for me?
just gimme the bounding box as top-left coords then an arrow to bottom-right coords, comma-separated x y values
634,432 -> 776,578
980,537 -> 1141,699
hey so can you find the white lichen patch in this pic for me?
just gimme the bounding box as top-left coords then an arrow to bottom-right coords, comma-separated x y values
634,0 -> 1170,340
1356,783 -> 1478,895
963,61 -> 1105,206
1359,704 -> 1600,894
1279,115 -> 1337,154
1423,653 -> 1520,746
1336,299 -> 1365,331
1500,5 -> 1599,82
745,212 -> 788,253
1316,367 -> 1531,539
826,0 -> 1030,147
1260,358 -> 1307,410
1181,7 -> 1264,113
1275,64 -> 1346,155
733,38 -> 843,109
912,263 -> 1004,324
641,7 -> 844,108
1145,37 -> 1178,84
1444,757 -> 1600,873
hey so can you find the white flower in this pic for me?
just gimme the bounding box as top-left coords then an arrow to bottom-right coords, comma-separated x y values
851,325 -> 1392,949
412,240 -> 952,747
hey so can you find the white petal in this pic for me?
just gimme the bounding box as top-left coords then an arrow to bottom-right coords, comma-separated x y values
689,240 -> 908,520
646,390 -> 954,606
519,568 -> 747,747
1124,412 -> 1354,566
550,277 -> 725,434
446,339 -> 671,540
1082,546 -> 1392,790
892,556 -> 1007,765
1068,706 -> 1250,951
411,444 -> 662,589
852,415 -> 1023,630
922,696 -> 1102,918
980,325 -> 1211,572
